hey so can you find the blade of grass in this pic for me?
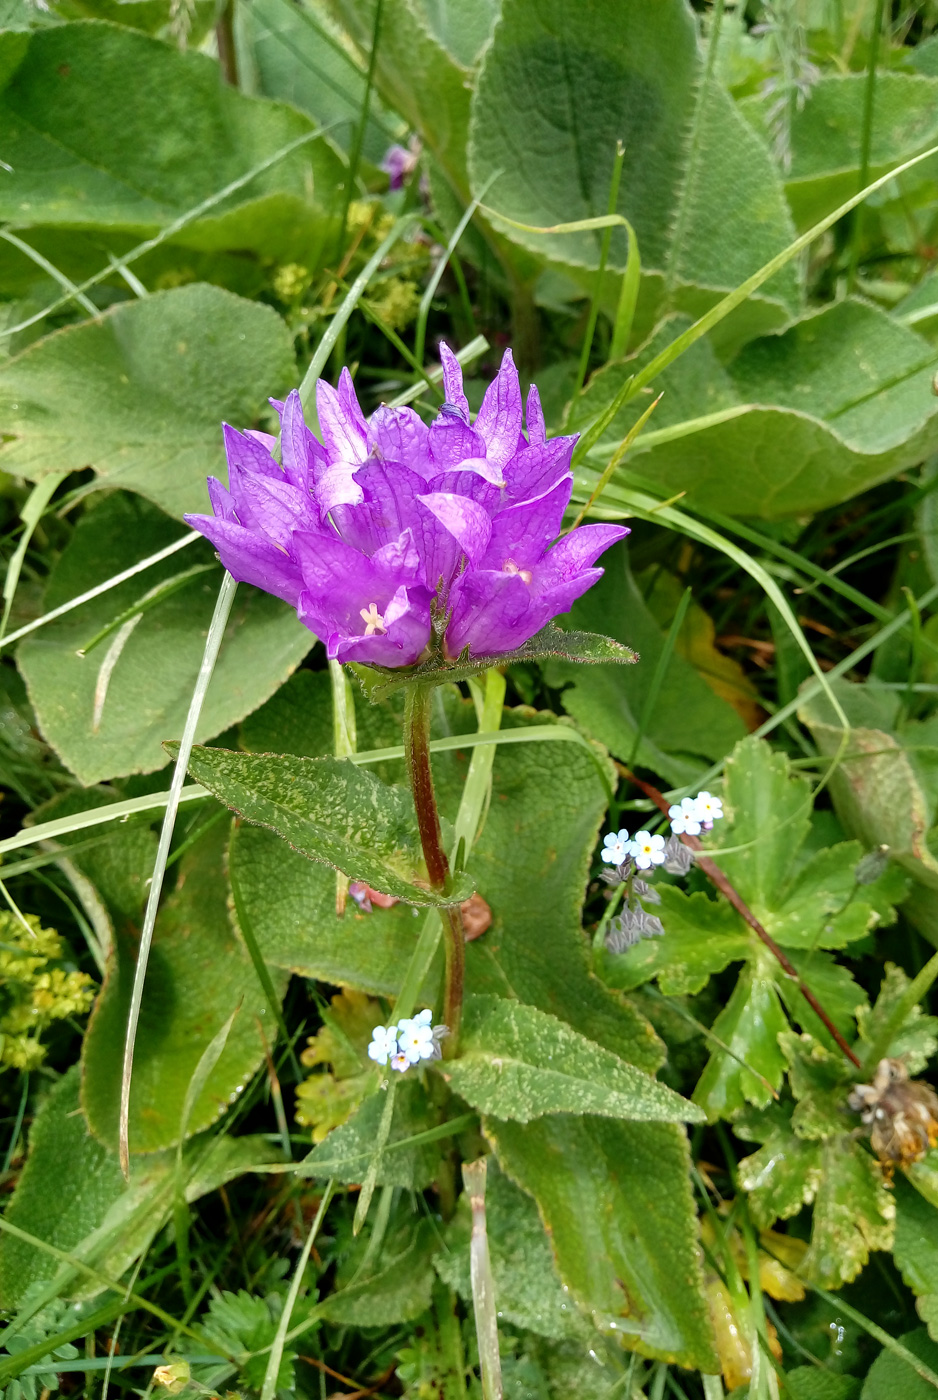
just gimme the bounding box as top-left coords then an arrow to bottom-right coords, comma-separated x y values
0,127 -> 338,341
568,393 -> 662,530
337,0 -> 383,249
581,484 -> 851,733
0,530 -> 200,650
847,0 -> 886,291
297,213 -> 420,412
173,1007 -> 239,1302
76,564 -> 215,656
1,473 -> 67,641
119,572 -> 239,1177
0,787 -> 208,857
414,174 -> 500,370
563,140 -> 627,427
462,1158 -> 503,1400
628,585 -> 691,767
610,219 -> 641,361
0,231 -> 98,318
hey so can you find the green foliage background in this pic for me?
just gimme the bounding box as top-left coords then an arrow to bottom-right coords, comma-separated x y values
2,1 -> 938,1397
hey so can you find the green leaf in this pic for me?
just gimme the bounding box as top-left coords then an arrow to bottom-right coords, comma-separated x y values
546,547 -> 746,786
179,743 -> 474,907
861,1328 -> 938,1400
462,710 -> 663,1074
856,964 -> 938,1074
602,885 -> 749,997
691,959 -> 789,1120
800,679 -> 938,892
440,994 -> 704,1125
0,284 -> 297,520
800,1131 -> 896,1282
738,1125 -> 823,1230
468,0 -> 797,337
327,0 -> 474,191
298,1078 -> 443,1190
740,73 -> 938,229
81,820 -> 287,1153
246,0 -> 400,164
233,677 -> 662,1073
488,1115 -> 718,1372
894,1174 -> 938,1342
321,1208 -> 437,1326
435,1156 -> 590,1342
17,493 -> 311,785
0,1066 -> 275,1307
353,622 -> 637,703
575,301 -> 938,518
27,785 -> 158,920
0,22 -> 344,256
785,1370 -> 861,1400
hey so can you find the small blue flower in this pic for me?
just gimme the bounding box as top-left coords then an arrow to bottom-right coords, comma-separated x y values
695,792 -> 724,829
601,829 -> 631,865
397,1008 -> 435,1064
669,798 -> 702,837
390,1051 -> 411,1073
367,1024 -> 399,1066
631,831 -> 666,871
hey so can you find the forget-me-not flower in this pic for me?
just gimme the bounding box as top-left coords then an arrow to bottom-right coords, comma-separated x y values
668,798 -> 703,837
367,1024 -> 400,1066
631,831 -> 667,871
601,829 -> 631,865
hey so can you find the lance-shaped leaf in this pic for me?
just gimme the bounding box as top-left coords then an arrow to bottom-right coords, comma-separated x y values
352,623 -> 637,702
487,1115 -> 718,1372
438,994 -> 704,1125
175,743 -> 474,907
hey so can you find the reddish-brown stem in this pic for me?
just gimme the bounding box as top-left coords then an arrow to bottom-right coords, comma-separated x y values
618,764 -> 862,1070
404,683 -> 464,1052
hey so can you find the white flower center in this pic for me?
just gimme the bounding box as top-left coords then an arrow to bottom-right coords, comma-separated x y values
503,559 -> 533,585
359,602 -> 387,635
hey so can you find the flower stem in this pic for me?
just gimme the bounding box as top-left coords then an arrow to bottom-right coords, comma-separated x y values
403,682 -> 465,1050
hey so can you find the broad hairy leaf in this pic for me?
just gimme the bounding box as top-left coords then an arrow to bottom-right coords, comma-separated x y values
0,1067 -> 274,1306
861,1328 -> 938,1400
469,0 -> 798,340
0,21 -> 344,257
488,1114 -> 718,1372
574,301 -> 938,518
740,72 -> 938,229
439,994 -> 704,1125
326,0 -> 474,191
232,676 -> 662,1073
246,0 -> 401,165
17,492 -> 312,785
81,821 -> 287,1153
321,1206 -> 437,1326
299,1077 -> 443,1190
0,284 -> 297,520
179,743 -> 474,907
436,1156 -> 592,1342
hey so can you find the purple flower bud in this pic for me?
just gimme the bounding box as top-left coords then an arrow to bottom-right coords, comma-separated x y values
185,348 -> 628,668
380,141 -> 419,190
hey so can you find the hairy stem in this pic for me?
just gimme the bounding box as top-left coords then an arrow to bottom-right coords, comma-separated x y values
403,682 -> 465,1050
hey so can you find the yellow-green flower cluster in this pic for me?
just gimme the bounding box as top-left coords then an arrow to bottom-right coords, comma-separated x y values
0,912 -> 95,1071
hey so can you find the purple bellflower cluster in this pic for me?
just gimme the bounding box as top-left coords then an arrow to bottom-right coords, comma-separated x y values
185,347 -> 628,668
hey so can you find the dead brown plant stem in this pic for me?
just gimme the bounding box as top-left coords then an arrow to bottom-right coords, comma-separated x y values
617,764 -> 862,1069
